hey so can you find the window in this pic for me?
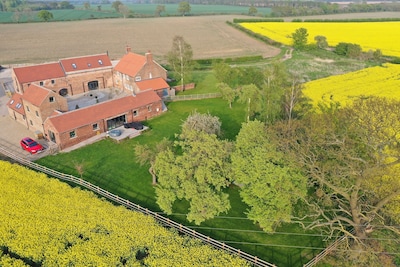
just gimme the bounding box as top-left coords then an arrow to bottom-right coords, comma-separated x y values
135,76 -> 141,81
35,111 -> 39,117
26,105 -> 29,111
147,105 -> 152,112
29,120 -> 33,126
39,81 -> 43,86
51,79 -> 55,84
49,96 -> 54,103
88,81 -> 99,90
92,123 -> 99,130
133,110 -> 138,117
69,130 -> 76,138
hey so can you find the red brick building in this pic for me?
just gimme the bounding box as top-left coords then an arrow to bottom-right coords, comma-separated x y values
7,50 -> 169,150
43,90 -> 163,150
114,49 -> 170,97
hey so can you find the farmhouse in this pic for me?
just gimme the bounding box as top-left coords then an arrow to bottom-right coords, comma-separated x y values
114,47 -> 171,97
7,50 -> 169,151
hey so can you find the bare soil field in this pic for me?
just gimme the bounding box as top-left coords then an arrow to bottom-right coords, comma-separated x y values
1,12 -> 399,65
0,15 -> 281,65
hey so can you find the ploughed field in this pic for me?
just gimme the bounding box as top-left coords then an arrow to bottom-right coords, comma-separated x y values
0,15 -> 280,65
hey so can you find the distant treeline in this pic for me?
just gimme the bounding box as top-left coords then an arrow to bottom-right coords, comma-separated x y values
2,0 -> 400,17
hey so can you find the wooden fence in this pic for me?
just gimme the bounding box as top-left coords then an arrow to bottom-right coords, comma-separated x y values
164,92 -> 221,102
0,145 -> 276,267
303,232 -> 351,267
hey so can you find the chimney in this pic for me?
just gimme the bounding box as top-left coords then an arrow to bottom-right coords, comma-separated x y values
126,45 -> 131,54
145,50 -> 153,63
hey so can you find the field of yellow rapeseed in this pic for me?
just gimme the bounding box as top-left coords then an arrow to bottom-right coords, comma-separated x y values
302,63 -> 400,107
240,22 -> 400,57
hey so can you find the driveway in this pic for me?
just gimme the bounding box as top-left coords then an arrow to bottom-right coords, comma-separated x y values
0,67 -> 50,160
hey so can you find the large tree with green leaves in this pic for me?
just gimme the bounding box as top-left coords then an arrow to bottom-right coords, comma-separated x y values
166,36 -> 194,91
273,97 -> 400,264
135,138 -> 172,185
232,120 -> 307,232
111,0 -> 122,12
154,112 -> 232,225
217,82 -> 236,109
290,28 -> 309,50
37,10 -> 53,22
177,1 -> 191,16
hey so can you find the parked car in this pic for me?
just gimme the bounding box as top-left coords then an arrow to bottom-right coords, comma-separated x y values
123,122 -> 144,130
20,137 -> 44,154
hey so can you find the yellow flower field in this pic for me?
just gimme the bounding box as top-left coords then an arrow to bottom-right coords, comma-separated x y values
303,63 -> 400,107
240,22 -> 400,57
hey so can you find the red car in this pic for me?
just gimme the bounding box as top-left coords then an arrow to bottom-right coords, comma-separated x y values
20,137 -> 44,154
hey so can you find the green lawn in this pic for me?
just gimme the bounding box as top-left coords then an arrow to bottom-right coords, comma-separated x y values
37,96 -> 324,266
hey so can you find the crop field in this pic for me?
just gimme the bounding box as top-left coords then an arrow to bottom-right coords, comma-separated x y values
240,21 -> 400,57
0,15 -> 280,65
303,63 -> 400,107
89,3 -> 272,16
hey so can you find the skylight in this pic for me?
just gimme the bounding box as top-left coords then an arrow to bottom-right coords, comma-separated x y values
16,103 -> 22,109
98,59 -> 103,65
72,63 -> 77,69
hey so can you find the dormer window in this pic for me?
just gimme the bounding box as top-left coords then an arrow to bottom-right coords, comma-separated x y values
98,60 -> 103,65
72,63 -> 77,69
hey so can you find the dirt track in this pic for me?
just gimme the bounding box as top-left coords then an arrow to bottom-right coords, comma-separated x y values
0,15 -> 281,65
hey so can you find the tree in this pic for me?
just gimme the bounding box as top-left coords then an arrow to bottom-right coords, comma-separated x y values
111,0 -> 122,12
135,138 -> 172,185
261,62 -> 289,124
274,97 -> 400,262
155,4 -> 165,17
290,28 -> 308,49
212,61 -> 239,88
12,10 -> 21,22
177,1 -> 191,16
83,2 -> 90,10
59,1 -> 74,9
335,42 -> 362,58
181,110 -> 222,137
237,84 -> 262,122
314,35 -> 328,49
166,36 -> 193,91
154,113 -> 232,225
217,82 -> 236,109
37,10 -> 53,22
248,5 -> 257,16
118,4 -> 130,18
232,120 -> 306,232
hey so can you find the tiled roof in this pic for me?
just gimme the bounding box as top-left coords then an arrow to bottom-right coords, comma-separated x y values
114,52 -> 146,77
21,84 -> 51,107
13,62 -> 65,84
7,94 -> 25,115
60,54 -> 112,73
136,77 -> 169,92
47,90 -> 161,133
